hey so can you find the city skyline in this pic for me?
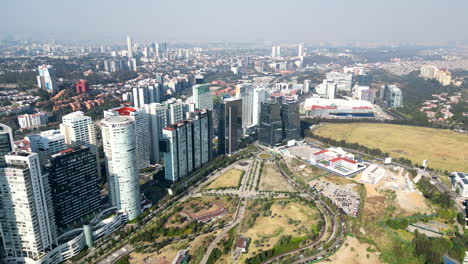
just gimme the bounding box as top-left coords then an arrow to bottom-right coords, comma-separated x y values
2,0 -> 468,43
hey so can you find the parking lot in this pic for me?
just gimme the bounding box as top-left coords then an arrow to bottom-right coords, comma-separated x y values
309,179 -> 360,216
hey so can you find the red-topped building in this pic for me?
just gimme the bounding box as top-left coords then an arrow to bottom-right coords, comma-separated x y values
75,79 -> 90,93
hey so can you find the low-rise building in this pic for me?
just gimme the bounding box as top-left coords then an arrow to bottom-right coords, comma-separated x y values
451,172 -> 468,198
18,112 -> 48,129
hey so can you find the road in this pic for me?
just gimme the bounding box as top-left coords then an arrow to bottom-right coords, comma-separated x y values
97,244 -> 134,264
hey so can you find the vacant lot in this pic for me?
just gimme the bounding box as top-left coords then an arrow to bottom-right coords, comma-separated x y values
259,163 -> 296,192
238,200 -> 319,263
286,157 -> 332,182
206,168 -> 244,189
313,123 -> 468,172
328,236 -> 382,264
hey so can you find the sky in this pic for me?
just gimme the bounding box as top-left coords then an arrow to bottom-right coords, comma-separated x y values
2,0 -> 468,43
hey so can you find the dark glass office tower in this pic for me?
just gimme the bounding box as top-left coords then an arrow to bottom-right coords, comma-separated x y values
281,101 -> 301,141
217,98 -> 242,155
259,102 -> 283,146
46,146 -> 101,228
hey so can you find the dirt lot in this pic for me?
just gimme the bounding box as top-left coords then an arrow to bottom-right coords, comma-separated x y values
259,163 -> 296,192
395,191 -> 433,216
238,200 -> 319,263
130,241 -> 185,264
327,236 -> 382,264
206,168 -> 244,189
286,157 -> 331,182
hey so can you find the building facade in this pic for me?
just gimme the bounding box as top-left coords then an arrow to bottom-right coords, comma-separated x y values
0,152 -> 57,263
101,116 -> 141,220
46,147 -> 101,228
37,65 -> 58,92
18,112 -> 48,129
193,84 -> 213,110
104,107 -> 150,170
162,110 -> 213,182
217,98 -> 243,155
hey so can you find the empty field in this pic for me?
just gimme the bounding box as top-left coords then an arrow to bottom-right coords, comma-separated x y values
238,200 -> 319,263
206,168 -> 244,189
259,163 -> 296,192
313,123 -> 468,172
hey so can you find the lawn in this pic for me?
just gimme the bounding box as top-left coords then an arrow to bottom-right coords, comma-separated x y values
238,200 -> 319,263
313,123 -> 468,172
259,163 -> 297,192
206,168 -> 244,189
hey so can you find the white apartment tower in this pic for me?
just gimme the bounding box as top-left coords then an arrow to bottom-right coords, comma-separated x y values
104,107 -> 150,170
126,35 -> 133,58
0,152 -> 57,263
101,116 -> 141,221
37,65 -> 58,92
236,84 -> 254,128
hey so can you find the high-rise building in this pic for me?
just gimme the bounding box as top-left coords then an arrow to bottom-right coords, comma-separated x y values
420,65 -> 439,79
27,129 -> 66,164
236,84 -> 254,128
259,100 -> 301,146
101,116 -> 141,220
252,88 -> 270,127
380,85 -> 403,108
193,84 -> 213,110
281,100 -> 301,141
0,124 -> 14,166
325,72 -> 353,92
60,111 -> 97,147
37,65 -> 58,92
162,110 -> 213,182
132,86 -> 160,108
259,102 -> 283,146
18,112 -> 48,129
166,98 -> 188,124
0,151 -> 57,262
298,43 -> 305,58
46,146 -> 100,229
144,103 -> 169,163
60,111 -> 100,178
217,98 -> 242,155
126,35 -> 133,58
104,107 -> 150,170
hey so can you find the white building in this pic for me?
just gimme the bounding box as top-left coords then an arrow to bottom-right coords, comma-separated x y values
59,111 -> 100,179
101,116 -> 141,220
37,65 -> 58,92
0,152 -> 57,263
193,84 -> 213,110
451,172 -> 468,198
420,65 -> 439,79
325,72 -> 353,92
298,43 -> 304,58
315,80 -> 337,99
237,84 -> 254,128
126,35 -> 133,58
60,111 -> 97,147
27,130 -> 66,163
18,112 -> 48,129
104,107 -> 150,170
252,88 -> 269,127
165,98 -> 187,124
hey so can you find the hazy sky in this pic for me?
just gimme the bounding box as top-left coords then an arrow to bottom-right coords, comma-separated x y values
2,0 -> 468,43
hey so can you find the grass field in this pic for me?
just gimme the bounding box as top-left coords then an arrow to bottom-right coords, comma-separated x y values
238,200 -> 319,263
259,163 -> 296,192
313,123 -> 468,172
206,168 -> 244,189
